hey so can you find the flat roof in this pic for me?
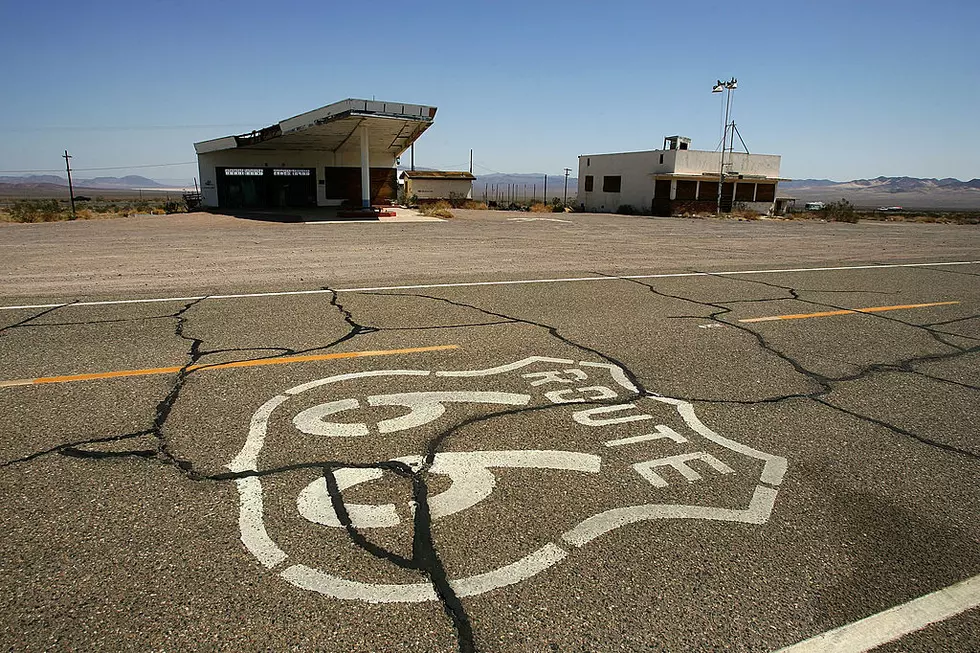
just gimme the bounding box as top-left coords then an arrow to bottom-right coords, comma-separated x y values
579,148 -> 780,158
194,98 -> 437,156
400,170 -> 475,180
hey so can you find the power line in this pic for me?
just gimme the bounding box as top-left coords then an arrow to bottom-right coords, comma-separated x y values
0,161 -> 197,174
0,124 -> 258,133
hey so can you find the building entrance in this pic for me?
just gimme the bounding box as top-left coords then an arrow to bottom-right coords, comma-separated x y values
216,168 -> 316,209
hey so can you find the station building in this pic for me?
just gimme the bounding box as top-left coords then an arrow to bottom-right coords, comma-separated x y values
578,136 -> 786,216
194,99 -> 436,210
400,170 -> 475,202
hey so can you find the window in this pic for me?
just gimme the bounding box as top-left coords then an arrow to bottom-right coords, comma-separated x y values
755,183 -> 776,202
735,183 -> 756,202
697,182 -> 716,201
584,175 -> 594,192
587,158 -> 590,166
602,175 -> 622,192
675,180 -> 698,200
659,154 -> 664,164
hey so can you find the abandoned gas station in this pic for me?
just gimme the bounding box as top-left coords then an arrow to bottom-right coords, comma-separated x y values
194,99 -> 436,210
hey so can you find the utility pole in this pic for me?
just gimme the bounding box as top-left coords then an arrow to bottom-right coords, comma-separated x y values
469,149 -> 473,174
63,150 -> 76,219
411,143 -> 415,171
563,167 -> 571,207
544,175 -> 548,204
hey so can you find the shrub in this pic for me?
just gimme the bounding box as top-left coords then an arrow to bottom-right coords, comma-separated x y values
823,198 -> 857,223
419,200 -> 454,219
529,203 -> 552,213
8,199 -> 67,223
163,199 -> 183,214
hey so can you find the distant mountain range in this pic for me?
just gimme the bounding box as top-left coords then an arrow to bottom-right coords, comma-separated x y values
781,176 -> 980,209
783,176 -> 980,192
1,172 -> 976,209
0,174 -> 166,190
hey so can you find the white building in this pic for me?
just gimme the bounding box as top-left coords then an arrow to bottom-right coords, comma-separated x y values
400,170 -> 475,202
578,136 -> 786,215
194,99 -> 436,210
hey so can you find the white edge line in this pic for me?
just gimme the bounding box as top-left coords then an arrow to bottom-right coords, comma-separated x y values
775,573 -> 980,653
2,260 -> 977,311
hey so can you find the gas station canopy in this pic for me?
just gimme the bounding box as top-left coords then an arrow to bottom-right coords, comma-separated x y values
194,99 -> 437,157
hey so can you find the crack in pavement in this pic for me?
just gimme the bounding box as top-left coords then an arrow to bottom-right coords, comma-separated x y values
0,302 -> 75,335
683,272 -> 980,459
4,274 -> 977,651
4,314 -> 178,329
0,428 -> 155,469
0,287 -> 488,652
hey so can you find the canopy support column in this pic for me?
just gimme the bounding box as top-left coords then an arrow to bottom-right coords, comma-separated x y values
359,125 -> 370,208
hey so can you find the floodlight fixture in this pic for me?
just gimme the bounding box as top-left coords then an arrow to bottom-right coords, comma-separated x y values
712,81 -> 725,93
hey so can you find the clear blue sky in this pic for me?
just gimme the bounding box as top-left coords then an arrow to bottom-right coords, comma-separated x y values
1,0 -> 977,181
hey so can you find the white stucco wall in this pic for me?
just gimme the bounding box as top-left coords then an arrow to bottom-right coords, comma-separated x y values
405,178 -> 474,201
196,148 -> 397,207
672,150 -> 780,177
578,151 -> 659,213
577,148 -> 782,214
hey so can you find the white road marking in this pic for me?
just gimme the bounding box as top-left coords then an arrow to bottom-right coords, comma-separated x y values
298,450 -> 602,529
235,476 -> 288,569
632,451 -> 735,488
775,573 -> 980,653
507,217 -> 572,223
572,403 -> 653,426
280,543 -> 568,603
3,260 -> 977,311
604,425 -> 688,447
561,485 -> 779,547
232,356 -> 788,602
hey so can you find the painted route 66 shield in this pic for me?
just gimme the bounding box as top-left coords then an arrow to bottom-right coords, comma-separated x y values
228,356 -> 787,602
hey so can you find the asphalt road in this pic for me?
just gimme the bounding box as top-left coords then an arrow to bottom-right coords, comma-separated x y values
1,210 -> 978,652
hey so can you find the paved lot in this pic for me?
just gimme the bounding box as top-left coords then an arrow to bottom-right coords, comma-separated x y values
1,210 -> 978,651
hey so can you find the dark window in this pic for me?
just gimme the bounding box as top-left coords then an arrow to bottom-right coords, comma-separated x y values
602,175 -> 622,192
654,179 -> 671,198
755,183 -> 776,202
735,183 -> 756,202
584,175 -> 594,192
587,158 -> 590,166
675,180 -> 698,200
659,154 -> 664,164
697,181 -> 716,201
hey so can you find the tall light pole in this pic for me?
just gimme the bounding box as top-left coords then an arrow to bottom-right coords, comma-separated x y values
712,77 -> 737,215
563,167 -> 571,207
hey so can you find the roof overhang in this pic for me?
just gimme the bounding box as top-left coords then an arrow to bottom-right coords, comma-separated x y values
653,173 -> 790,182
194,99 -> 437,157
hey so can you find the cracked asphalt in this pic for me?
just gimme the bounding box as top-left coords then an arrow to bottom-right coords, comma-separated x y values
0,210 -> 978,652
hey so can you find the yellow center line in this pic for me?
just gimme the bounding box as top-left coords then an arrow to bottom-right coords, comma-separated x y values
0,345 -> 460,388
739,301 -> 960,323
